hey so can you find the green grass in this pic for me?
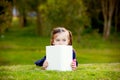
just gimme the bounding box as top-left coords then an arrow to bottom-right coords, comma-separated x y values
0,48 -> 120,65
0,25 -> 120,65
0,24 -> 120,79
0,63 -> 120,80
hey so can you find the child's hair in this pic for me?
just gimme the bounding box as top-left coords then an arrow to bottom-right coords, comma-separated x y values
50,27 -> 72,45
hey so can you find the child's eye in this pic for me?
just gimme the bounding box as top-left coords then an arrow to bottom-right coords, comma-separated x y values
56,39 -> 60,41
63,39 -> 66,41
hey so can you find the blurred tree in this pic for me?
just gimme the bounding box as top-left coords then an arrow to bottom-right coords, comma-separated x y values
26,0 -> 47,36
0,0 -> 13,35
13,0 -> 47,36
83,0 -> 119,40
114,0 -> 120,33
45,0 -> 90,40
13,0 -> 28,27
101,0 -> 117,40
83,0 -> 103,33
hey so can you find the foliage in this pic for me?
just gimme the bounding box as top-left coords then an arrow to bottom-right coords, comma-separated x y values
0,0 -> 120,38
82,0 -> 103,34
0,0 -> 12,35
41,0 -> 90,35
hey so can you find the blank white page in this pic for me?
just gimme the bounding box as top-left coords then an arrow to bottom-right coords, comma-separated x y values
46,45 -> 72,71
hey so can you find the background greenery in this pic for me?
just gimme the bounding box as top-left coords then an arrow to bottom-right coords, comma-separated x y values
0,20 -> 119,79
0,24 -> 120,65
0,0 -> 120,79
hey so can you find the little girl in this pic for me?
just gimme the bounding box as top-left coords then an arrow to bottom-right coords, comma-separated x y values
35,27 -> 78,70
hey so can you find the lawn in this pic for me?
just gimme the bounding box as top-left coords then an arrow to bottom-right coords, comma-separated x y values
0,25 -> 120,79
0,63 -> 120,80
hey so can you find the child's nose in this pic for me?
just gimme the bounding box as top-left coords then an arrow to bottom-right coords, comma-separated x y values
59,41 -> 63,45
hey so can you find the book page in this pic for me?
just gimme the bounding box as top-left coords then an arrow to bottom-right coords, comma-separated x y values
46,45 -> 72,71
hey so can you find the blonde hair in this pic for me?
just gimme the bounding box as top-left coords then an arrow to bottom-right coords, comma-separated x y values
50,27 -> 72,45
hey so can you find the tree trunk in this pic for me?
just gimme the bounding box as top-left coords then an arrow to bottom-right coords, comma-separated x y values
103,19 -> 108,39
101,0 -> 116,40
106,17 -> 112,39
20,11 -> 27,27
36,9 -> 43,36
102,0 -> 108,40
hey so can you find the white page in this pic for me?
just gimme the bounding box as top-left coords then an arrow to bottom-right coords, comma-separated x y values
46,45 -> 72,71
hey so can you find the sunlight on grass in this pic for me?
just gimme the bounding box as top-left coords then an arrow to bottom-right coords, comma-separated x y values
76,49 -> 120,63
0,48 -> 119,65
0,63 -> 120,80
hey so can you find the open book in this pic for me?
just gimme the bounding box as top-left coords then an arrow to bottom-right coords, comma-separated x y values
46,45 -> 72,71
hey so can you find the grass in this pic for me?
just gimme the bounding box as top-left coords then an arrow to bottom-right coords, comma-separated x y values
0,23 -> 120,79
0,63 -> 120,80
0,26 -> 119,65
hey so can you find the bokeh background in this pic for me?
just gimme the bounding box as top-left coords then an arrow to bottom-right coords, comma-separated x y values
0,0 -> 120,65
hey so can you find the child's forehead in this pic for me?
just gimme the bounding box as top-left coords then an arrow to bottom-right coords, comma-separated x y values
54,31 -> 69,38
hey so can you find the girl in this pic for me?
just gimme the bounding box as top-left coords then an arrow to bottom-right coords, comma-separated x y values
35,27 -> 78,70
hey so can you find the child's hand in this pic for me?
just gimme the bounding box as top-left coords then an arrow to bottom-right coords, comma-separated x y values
42,60 -> 48,70
71,59 -> 77,71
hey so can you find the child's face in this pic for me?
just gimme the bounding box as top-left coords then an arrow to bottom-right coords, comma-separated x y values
53,31 -> 69,45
